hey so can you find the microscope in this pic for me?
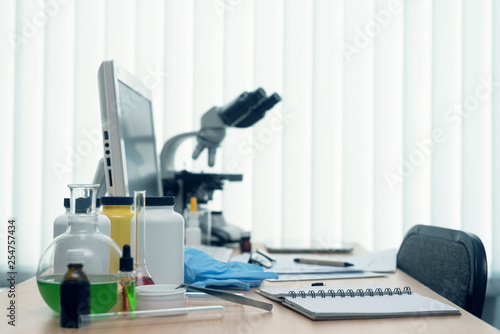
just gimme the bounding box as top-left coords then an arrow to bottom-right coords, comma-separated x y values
160,88 -> 281,245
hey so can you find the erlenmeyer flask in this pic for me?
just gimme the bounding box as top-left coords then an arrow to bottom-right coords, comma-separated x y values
133,190 -> 155,286
36,184 -> 122,314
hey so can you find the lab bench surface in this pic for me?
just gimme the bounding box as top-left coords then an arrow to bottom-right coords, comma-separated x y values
1,250 -> 499,334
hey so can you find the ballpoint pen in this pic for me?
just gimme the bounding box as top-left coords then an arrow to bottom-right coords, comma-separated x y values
294,258 -> 354,267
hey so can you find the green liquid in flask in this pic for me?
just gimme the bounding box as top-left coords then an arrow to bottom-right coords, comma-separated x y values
37,274 -> 117,314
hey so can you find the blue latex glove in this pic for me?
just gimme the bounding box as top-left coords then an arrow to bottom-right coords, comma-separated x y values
184,247 -> 279,290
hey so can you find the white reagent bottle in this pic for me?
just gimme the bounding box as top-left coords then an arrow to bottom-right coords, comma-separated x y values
54,198 -> 111,238
185,197 -> 202,247
145,196 -> 185,285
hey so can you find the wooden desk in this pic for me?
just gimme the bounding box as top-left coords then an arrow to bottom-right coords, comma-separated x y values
1,264 -> 499,333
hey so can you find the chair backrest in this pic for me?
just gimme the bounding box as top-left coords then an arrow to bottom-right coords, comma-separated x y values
397,224 -> 487,318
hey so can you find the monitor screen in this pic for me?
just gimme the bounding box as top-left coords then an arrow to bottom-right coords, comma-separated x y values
118,81 -> 161,196
98,60 -> 163,197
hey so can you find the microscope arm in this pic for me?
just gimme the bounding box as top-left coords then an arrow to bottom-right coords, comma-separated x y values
160,131 -> 199,179
160,107 -> 227,179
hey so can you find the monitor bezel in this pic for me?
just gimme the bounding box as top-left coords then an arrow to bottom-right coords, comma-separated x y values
97,60 -> 163,197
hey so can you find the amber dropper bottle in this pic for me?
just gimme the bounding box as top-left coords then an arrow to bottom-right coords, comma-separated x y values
60,250 -> 90,328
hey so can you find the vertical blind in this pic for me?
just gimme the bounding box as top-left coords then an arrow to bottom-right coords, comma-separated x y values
1,0 -> 499,278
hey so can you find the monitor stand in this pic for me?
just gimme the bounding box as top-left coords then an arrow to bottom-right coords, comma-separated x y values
92,158 -> 107,198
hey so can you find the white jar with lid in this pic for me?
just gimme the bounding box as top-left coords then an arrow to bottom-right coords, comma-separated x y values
146,196 -> 185,285
53,198 -> 111,238
136,284 -> 187,311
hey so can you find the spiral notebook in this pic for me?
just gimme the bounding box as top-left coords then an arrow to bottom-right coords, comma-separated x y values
256,285 -> 461,320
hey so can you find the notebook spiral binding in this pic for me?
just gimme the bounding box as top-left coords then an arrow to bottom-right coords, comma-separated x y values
288,286 -> 412,299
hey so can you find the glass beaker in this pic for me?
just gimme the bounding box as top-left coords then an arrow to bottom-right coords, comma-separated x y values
36,184 -> 122,314
133,190 -> 154,286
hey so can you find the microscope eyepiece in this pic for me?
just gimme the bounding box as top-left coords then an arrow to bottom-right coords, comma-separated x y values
219,91 -> 251,125
231,93 -> 282,128
218,87 -> 281,128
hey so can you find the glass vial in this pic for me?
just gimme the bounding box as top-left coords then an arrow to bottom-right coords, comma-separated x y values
133,191 -> 154,286
117,244 -> 136,312
60,250 -> 90,328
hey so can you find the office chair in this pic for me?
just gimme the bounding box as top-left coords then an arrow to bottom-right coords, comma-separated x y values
397,224 -> 487,318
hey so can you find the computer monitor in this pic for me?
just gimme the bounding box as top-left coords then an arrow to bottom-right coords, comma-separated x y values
97,60 -> 163,196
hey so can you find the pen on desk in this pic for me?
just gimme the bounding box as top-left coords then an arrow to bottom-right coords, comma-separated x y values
294,258 -> 354,267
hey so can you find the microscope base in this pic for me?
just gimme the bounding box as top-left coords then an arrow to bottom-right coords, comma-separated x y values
199,211 -> 245,245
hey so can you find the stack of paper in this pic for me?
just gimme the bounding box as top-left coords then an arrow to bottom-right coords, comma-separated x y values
231,249 -> 397,281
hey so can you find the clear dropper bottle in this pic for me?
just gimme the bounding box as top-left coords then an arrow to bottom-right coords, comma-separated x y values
117,244 -> 135,312
133,191 -> 154,286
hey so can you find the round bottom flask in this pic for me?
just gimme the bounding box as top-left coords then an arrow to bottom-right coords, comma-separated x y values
37,184 -> 122,314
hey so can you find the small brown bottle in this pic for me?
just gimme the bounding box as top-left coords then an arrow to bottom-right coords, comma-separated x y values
240,231 -> 252,253
60,250 -> 90,328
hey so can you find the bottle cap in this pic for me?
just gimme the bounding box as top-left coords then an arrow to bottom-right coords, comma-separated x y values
66,250 -> 85,264
190,197 -> 197,213
120,244 -> 134,271
146,196 -> 175,206
74,197 -> 92,213
101,196 -> 134,205
66,197 -> 97,211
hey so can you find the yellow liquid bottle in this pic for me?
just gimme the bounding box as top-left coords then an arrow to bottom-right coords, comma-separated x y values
101,197 -> 134,272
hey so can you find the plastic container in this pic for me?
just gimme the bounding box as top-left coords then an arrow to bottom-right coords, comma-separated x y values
185,197 -> 201,247
146,196 -> 185,285
53,198 -> 70,238
135,284 -> 187,311
101,196 -> 134,272
54,198 -> 111,238
37,184 -> 121,314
